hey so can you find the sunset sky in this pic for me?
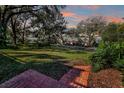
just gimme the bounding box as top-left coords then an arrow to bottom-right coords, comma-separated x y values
62,5 -> 124,28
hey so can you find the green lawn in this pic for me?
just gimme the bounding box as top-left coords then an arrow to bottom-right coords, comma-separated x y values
0,47 -> 92,84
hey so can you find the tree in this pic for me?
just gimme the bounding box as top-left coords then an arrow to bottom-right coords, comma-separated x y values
0,5 -> 42,47
0,5 -> 66,47
117,23 -> 124,42
117,23 -> 124,59
102,23 -> 124,43
31,5 -> 66,46
102,23 -> 124,59
77,16 -> 107,47
8,14 -> 31,46
9,15 -> 19,46
102,23 -> 118,43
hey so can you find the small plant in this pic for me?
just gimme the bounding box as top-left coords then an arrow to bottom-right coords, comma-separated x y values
113,59 -> 124,70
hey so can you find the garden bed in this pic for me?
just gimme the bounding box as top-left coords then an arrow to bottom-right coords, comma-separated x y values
88,68 -> 123,88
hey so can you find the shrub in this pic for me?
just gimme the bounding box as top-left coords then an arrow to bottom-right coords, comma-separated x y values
90,43 -> 122,72
90,22 -> 124,78
97,41 -> 106,49
113,59 -> 124,70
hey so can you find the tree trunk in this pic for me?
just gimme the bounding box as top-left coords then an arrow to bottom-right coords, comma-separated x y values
11,17 -> 17,46
22,20 -> 27,44
0,23 -> 7,47
22,31 -> 25,44
47,34 -> 51,46
13,29 -> 17,46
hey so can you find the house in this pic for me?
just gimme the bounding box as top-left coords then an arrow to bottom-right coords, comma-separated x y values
62,31 -> 102,47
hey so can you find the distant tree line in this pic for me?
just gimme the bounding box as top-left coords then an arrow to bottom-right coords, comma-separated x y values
67,16 -> 124,47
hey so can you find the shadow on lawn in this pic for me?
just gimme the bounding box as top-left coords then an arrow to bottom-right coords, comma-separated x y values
45,47 -> 88,54
0,54 -> 27,84
0,54 -> 71,84
2,51 -> 67,63
14,53 -> 65,59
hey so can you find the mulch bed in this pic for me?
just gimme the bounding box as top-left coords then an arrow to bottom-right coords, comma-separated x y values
88,68 -> 123,88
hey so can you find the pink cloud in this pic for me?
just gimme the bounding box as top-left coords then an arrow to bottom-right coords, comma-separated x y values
61,11 -> 87,20
105,16 -> 124,23
61,11 -> 75,17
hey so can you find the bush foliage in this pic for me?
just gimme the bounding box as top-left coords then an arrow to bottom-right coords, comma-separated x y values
90,42 -> 123,72
90,23 -> 124,72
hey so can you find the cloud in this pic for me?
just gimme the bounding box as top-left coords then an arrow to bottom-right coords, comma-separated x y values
105,16 -> 124,23
61,11 -> 87,20
62,10 -> 124,29
68,5 -> 102,10
61,11 -> 75,17
85,5 -> 101,10
67,25 -> 76,28
78,5 -> 101,10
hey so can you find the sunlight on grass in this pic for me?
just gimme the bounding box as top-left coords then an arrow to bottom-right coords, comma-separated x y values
0,48 -> 92,65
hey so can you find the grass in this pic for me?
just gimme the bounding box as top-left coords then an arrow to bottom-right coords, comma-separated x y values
0,46 -> 93,84
1,46 -> 92,65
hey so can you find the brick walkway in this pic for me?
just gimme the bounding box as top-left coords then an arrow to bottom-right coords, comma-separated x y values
59,65 -> 91,88
0,65 -> 91,88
